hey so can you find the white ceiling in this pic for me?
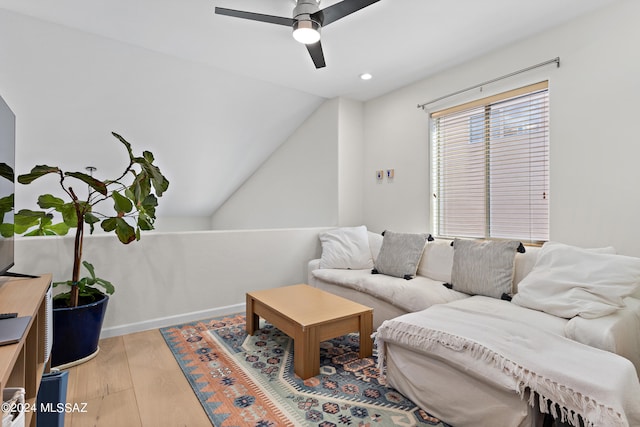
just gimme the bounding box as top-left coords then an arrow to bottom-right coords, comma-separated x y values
0,0 -> 620,221
0,0 -> 618,101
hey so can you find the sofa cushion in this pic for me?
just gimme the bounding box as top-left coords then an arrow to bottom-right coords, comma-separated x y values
373,231 -> 429,279
417,239 -> 454,282
450,239 -> 520,299
311,268 -> 468,313
512,241 -> 640,319
442,295 -> 568,335
513,246 -> 541,293
318,226 -> 374,269
367,231 -> 384,261
563,297 -> 640,374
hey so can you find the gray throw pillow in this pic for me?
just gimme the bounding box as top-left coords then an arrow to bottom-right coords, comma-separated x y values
450,239 -> 520,298
373,231 -> 430,279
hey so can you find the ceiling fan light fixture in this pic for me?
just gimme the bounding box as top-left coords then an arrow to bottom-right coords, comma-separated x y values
292,20 -> 321,44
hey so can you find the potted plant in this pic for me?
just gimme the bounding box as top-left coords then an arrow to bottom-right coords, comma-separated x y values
14,132 -> 169,367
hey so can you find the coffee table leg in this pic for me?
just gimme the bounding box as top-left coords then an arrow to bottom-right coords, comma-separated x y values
294,327 -> 319,380
246,295 -> 259,335
359,312 -> 373,359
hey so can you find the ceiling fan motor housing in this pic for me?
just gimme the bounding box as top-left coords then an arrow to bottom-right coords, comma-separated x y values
293,0 -> 321,24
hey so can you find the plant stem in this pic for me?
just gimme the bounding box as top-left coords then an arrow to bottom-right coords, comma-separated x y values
70,186 -> 83,307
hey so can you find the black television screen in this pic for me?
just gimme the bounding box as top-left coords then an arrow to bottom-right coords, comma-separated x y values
0,94 -> 15,276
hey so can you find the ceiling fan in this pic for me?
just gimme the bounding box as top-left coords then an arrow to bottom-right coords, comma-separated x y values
215,0 -> 381,69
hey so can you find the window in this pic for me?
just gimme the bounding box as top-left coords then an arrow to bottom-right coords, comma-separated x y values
431,81 -> 549,243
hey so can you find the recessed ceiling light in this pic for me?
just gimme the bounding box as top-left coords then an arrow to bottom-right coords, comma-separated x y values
360,73 -> 373,81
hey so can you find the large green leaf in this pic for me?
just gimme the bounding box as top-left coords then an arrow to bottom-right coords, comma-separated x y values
37,194 -> 65,210
84,212 -> 100,234
14,209 -> 52,234
0,163 -> 14,182
65,171 -> 108,196
17,165 -> 60,184
59,203 -> 79,227
24,228 -> 55,236
84,212 -> 100,224
137,194 -> 158,219
129,172 -> 150,203
111,132 -> 134,159
14,208 -> 70,236
141,162 -> 169,197
101,217 -> 136,242
0,223 -> 14,238
100,217 -> 117,232
83,260 -> 96,280
0,194 -> 13,216
137,213 -> 153,231
112,191 -> 133,215
95,277 -> 115,295
47,222 -> 71,235
114,217 -> 136,244
35,195 -> 80,227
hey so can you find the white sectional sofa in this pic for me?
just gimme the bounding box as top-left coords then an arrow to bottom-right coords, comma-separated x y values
307,226 -> 640,427
308,229 -> 540,329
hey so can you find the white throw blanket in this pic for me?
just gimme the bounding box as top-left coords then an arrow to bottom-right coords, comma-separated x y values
376,304 -> 640,427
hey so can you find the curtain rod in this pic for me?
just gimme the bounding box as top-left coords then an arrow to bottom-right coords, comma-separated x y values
417,57 -> 560,110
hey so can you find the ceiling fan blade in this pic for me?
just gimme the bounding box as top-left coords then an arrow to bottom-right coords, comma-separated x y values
306,41 -> 326,69
312,0 -> 380,26
215,7 -> 295,27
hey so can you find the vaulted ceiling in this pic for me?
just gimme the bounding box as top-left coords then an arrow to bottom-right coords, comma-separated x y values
0,0 -> 619,220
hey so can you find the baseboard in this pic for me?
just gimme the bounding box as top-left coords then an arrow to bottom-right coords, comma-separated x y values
100,302 -> 246,339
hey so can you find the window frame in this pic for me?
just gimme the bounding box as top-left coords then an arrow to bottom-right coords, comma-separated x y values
429,81 -> 549,243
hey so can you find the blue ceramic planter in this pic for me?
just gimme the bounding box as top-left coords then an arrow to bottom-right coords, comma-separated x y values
51,294 -> 109,368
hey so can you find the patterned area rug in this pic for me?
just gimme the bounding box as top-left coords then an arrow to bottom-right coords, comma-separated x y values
160,313 -> 451,427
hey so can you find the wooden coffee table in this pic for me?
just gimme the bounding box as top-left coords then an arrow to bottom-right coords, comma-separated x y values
246,284 -> 373,380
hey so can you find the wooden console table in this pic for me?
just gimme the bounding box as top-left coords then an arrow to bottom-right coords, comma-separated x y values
0,274 -> 52,427
246,284 -> 373,380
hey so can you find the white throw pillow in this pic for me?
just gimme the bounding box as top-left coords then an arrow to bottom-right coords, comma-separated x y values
319,226 -> 374,269
512,241 -> 640,319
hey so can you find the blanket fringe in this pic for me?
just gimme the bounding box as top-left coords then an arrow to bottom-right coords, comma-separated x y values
376,321 -> 628,427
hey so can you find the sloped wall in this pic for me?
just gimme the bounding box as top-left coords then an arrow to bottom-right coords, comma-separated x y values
210,97 -> 365,229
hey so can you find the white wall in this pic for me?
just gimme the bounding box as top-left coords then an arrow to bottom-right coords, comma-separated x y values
337,98 -> 365,225
210,97 -> 365,229
363,0 -> 640,256
14,228 -> 325,337
154,216 -> 212,232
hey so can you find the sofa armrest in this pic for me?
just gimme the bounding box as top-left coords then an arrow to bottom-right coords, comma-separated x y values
307,259 -> 321,284
564,297 -> 640,374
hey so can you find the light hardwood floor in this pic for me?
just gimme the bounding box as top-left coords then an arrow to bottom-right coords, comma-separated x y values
62,329 -> 211,427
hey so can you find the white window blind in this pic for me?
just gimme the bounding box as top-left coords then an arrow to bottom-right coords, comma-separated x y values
431,81 -> 549,243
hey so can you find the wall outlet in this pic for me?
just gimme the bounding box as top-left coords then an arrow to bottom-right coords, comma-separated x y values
386,169 -> 395,179
376,170 -> 384,181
